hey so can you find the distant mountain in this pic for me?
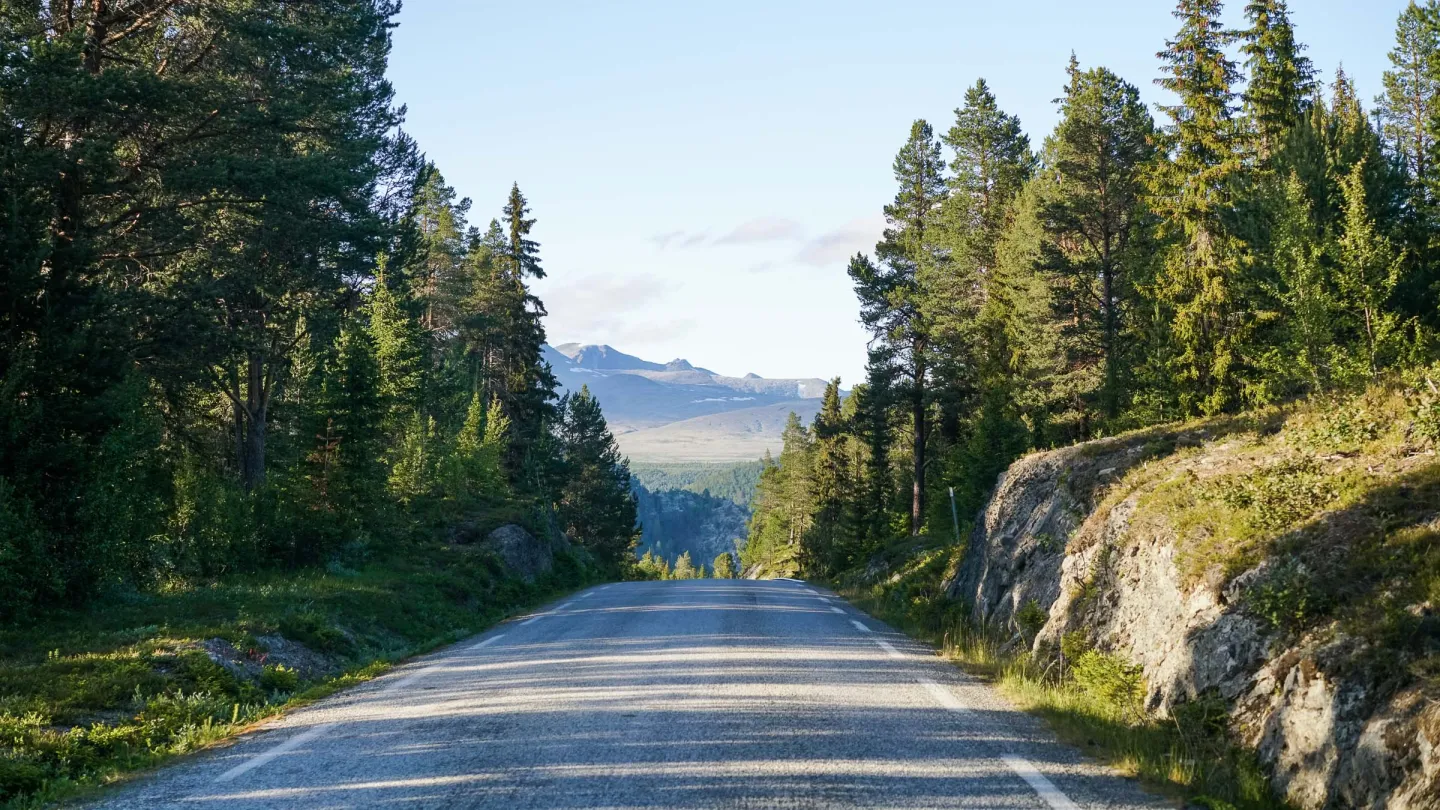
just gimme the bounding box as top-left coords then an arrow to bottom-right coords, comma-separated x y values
543,343 -> 835,461
612,401 -> 824,462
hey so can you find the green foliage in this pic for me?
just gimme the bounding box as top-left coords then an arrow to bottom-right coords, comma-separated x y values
627,461 -> 764,506
1014,599 -> 1049,641
1209,456 -> 1338,533
1071,650 -> 1146,720
712,552 -> 737,579
555,386 -> 639,573
1246,560 -> 1329,633
259,664 -> 300,694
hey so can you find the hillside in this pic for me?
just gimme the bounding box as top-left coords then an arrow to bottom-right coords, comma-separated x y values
544,343 -> 833,461
629,461 -> 765,507
632,484 -> 749,570
844,382 -> 1440,808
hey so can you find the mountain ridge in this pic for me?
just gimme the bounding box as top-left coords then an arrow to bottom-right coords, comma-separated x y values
543,342 -> 833,462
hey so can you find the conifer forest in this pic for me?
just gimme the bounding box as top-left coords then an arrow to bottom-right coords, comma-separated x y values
743,0 -> 1440,578
0,1 -> 639,619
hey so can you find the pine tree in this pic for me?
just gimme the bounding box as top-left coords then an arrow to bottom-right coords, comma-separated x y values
1241,0 -> 1317,159
1037,60 -> 1157,424
1377,2 -> 1440,212
939,78 -> 1035,276
930,79 -> 1034,453
850,121 -> 946,535
408,164 -> 472,333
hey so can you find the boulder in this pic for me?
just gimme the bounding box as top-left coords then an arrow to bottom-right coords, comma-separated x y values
482,523 -> 553,581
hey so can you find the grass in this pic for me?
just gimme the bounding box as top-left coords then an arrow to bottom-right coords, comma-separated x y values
836,576 -> 1286,810
829,518 -> 1287,809
0,541 -> 598,808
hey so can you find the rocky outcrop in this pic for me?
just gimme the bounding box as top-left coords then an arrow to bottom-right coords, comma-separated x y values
944,413 -> 1440,810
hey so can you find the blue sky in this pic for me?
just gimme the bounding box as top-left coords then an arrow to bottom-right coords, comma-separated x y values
386,1 -> 1402,386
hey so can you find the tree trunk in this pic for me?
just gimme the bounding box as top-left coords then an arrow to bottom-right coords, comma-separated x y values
911,359 -> 926,536
236,352 -> 268,491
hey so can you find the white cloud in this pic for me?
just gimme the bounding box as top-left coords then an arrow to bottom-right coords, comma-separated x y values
793,215 -> 886,268
541,273 -> 693,346
715,216 -> 804,245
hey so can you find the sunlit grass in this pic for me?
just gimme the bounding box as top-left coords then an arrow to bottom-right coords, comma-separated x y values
0,543 -> 595,809
837,583 -> 1289,810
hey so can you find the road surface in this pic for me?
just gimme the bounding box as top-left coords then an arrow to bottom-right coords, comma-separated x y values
85,580 -> 1167,809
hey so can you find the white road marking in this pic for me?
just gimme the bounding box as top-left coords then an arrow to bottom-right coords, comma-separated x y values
850,620 -> 872,633
468,633 -> 505,651
556,602 -> 574,610
801,588 -> 819,595
520,615 -> 542,626
918,677 -> 971,714
1003,755 -> 1082,810
578,592 -> 594,599
215,722 -> 337,783
829,606 -> 846,614
874,639 -> 904,659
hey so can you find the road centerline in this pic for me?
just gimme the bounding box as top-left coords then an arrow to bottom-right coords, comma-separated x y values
850,619 -> 872,633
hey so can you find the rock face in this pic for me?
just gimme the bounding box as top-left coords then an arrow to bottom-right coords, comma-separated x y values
945,422 -> 1440,809
480,524 -> 554,581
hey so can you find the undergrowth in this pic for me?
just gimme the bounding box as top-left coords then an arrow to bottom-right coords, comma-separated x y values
835,561 -> 1287,810
0,542 -> 596,808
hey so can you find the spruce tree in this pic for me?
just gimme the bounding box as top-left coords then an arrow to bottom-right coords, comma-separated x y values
1241,0 -> 1317,159
1151,0 -> 1251,415
367,266 -> 428,416
555,386 -> 638,571
850,121 -> 945,535
1336,160 -> 1407,377
313,321 -> 386,531
806,378 -> 851,574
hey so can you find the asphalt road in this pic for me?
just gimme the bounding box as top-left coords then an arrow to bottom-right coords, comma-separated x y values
84,580 -> 1168,809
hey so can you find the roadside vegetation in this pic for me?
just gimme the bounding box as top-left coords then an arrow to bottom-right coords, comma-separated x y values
0,3 -> 640,806
835,542 -> 1284,810
734,1 -> 1440,804
829,370 -> 1440,810
0,540 -> 598,808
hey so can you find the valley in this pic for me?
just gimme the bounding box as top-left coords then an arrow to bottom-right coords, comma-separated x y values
544,343 -> 828,462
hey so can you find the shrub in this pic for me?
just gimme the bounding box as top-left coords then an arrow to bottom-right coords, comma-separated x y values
1246,560 -> 1328,633
260,664 -> 300,693
1072,649 -> 1145,719
1014,598 -> 1048,641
